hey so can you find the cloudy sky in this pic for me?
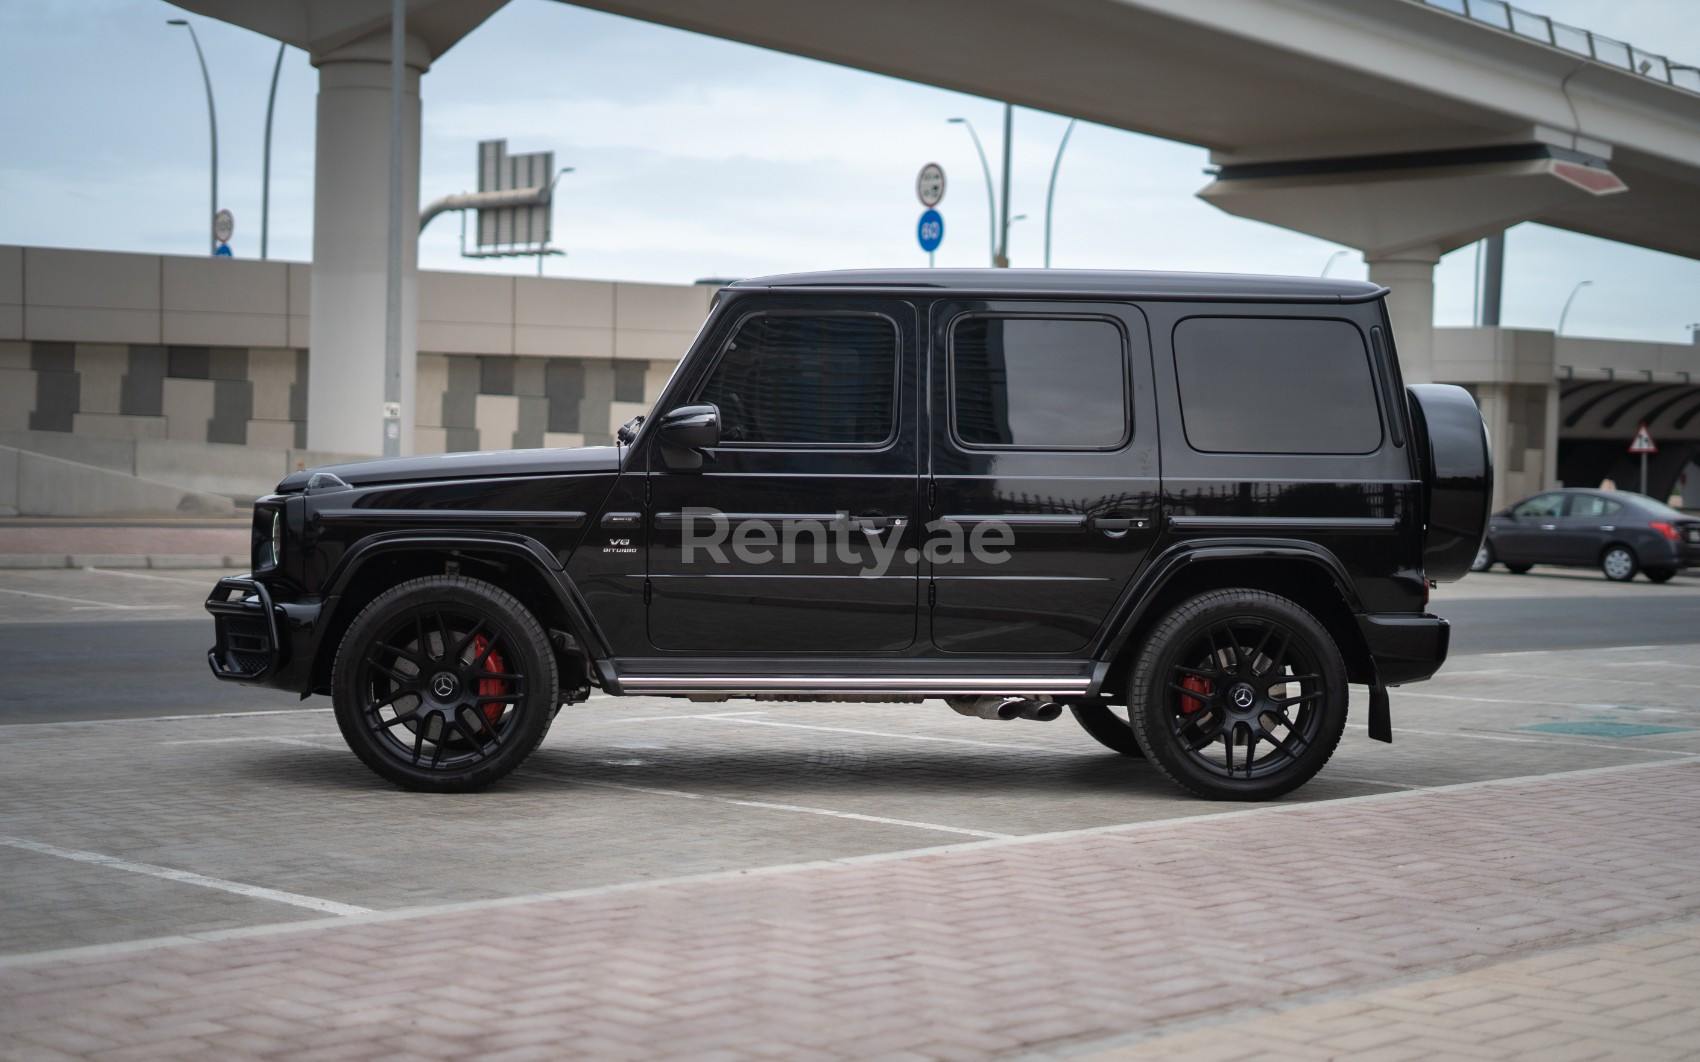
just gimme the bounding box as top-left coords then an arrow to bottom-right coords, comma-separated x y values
2,0 -> 1697,342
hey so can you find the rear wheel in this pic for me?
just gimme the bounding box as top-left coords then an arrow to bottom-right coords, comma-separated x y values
1069,703 -> 1145,757
1601,546 -> 1638,582
1127,589 -> 1347,801
332,575 -> 557,792
1645,567 -> 1677,584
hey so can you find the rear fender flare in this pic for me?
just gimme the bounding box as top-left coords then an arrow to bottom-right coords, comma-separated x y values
1092,539 -> 1368,680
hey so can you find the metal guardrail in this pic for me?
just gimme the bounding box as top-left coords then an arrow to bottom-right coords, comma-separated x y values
1415,0 -> 1700,95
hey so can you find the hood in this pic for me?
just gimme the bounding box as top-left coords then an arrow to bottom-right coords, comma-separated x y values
278,446 -> 623,491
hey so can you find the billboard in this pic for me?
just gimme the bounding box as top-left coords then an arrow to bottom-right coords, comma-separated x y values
475,139 -> 553,253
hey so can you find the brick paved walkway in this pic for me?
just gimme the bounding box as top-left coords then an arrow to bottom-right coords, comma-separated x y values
3,760 -> 1697,1060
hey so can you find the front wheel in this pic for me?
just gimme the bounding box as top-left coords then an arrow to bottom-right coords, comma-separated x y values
1127,589 -> 1347,801
332,575 -> 558,792
1470,542 -> 1494,572
1601,546 -> 1639,582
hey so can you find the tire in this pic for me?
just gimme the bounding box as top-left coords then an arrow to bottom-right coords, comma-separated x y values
1126,589 -> 1347,802
1644,567 -> 1677,584
1505,563 -> 1533,575
1470,542 -> 1494,572
1601,546 -> 1639,582
1069,703 -> 1146,757
332,575 -> 558,792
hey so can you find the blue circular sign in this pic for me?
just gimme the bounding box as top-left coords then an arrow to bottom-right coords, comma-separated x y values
917,209 -> 943,253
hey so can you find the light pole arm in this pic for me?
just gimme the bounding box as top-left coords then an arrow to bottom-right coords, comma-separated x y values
171,20 -> 218,254
261,41 -> 286,259
950,118 -> 997,267
1043,118 -> 1075,269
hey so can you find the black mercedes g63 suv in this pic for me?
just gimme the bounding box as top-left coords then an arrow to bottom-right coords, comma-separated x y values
207,269 -> 1491,801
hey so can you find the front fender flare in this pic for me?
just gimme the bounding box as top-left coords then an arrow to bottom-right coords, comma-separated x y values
320,530 -> 612,661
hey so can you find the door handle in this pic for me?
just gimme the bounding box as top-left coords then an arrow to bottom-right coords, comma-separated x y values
1540,524 -> 1557,531
1600,525 -> 1615,531
854,514 -> 906,534
1089,515 -> 1150,533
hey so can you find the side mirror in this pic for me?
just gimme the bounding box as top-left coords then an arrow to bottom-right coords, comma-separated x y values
657,404 -> 720,470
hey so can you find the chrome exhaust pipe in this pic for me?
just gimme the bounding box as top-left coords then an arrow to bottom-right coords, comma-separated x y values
946,697 -> 1060,721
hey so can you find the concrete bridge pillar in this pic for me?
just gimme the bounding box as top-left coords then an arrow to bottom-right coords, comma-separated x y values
306,33 -> 427,455
159,0 -> 507,456
1366,248 -> 1441,385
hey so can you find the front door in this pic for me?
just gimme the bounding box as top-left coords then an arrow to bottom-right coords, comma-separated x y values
927,301 -> 1161,653
1498,492 -> 1566,563
645,297 -> 922,653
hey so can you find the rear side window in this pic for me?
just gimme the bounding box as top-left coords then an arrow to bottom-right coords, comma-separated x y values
951,315 -> 1128,449
1568,495 -> 1623,518
697,313 -> 898,446
1172,317 -> 1382,454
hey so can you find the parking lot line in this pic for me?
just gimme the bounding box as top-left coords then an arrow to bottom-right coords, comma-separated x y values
0,836 -> 371,917
577,779 -> 1014,839
4,757 -> 1692,974
160,735 -> 341,749
0,586 -> 169,610
1347,721 -> 1700,756
705,715 -> 1101,755
83,566 -> 216,587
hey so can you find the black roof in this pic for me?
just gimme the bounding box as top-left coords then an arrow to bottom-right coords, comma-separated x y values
730,268 -> 1386,303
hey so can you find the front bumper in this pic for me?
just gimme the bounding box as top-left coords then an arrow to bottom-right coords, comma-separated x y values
1357,612 -> 1451,685
206,574 -> 282,682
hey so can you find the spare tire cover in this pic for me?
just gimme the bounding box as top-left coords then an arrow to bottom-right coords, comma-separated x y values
1407,384 -> 1493,583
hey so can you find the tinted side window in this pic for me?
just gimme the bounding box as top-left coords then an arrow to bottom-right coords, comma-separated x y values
1569,495 -> 1623,518
698,313 -> 898,446
1172,317 -> 1382,454
1513,493 -> 1565,518
951,316 -> 1128,449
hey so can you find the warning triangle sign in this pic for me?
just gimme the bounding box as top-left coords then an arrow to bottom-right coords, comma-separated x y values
1629,422 -> 1657,455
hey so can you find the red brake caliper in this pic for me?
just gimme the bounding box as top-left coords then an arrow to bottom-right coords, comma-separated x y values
1179,673 -> 1211,714
472,635 -> 509,725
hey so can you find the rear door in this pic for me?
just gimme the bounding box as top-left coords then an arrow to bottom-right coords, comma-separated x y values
1555,492 -> 1623,564
926,301 -> 1160,654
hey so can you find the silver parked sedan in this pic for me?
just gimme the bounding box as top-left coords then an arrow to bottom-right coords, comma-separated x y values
1472,488 -> 1700,583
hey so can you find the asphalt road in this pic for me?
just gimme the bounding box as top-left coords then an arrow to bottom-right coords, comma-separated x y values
4,572 -> 1696,724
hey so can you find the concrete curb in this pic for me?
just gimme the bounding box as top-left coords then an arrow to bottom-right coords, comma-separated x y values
0,554 -> 245,570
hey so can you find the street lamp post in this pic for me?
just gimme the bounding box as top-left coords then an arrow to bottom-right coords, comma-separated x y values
261,42 -> 286,259
1557,280 -> 1595,336
1321,250 -> 1351,277
995,104 -> 1012,268
167,19 -> 218,255
1043,118 -> 1076,269
947,117 -> 998,267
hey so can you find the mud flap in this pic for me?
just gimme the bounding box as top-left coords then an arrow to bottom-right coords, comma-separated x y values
1368,685 -> 1392,743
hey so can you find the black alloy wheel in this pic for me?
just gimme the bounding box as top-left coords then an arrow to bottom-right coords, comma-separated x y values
1127,589 -> 1347,801
1069,702 -> 1146,757
332,575 -> 558,792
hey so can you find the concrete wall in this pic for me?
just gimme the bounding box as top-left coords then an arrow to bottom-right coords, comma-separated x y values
0,445 -> 235,518
0,246 -> 713,457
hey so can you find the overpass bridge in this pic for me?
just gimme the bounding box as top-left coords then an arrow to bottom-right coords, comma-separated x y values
168,0 -> 1700,497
